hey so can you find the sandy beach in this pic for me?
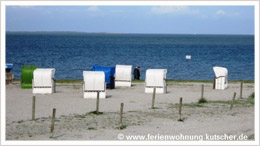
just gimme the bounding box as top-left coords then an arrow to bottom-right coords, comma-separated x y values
6,81 -> 254,140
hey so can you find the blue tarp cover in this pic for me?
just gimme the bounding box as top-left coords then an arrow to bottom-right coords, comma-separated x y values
91,65 -> 115,83
6,64 -> 13,69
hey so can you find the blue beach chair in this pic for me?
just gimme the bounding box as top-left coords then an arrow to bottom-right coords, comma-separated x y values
91,65 -> 115,89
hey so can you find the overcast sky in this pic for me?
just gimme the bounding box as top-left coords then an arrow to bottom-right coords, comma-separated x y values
6,6 -> 254,35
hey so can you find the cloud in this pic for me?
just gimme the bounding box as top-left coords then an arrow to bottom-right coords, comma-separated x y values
215,10 -> 240,17
87,6 -> 100,12
151,6 -> 199,15
216,10 -> 226,15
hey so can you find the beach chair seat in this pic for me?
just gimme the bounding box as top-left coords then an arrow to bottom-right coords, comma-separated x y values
83,71 -> 106,98
115,65 -> 132,87
33,68 -> 56,94
213,66 -> 228,90
145,69 -> 167,93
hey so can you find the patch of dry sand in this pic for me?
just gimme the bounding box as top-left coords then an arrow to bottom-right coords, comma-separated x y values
5,82 -> 254,140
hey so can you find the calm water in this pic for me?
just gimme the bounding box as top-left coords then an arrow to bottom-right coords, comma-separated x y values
6,32 -> 254,80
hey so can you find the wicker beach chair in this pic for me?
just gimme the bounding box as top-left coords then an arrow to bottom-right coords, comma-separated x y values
32,68 -> 56,94
115,65 -> 132,87
6,63 -> 14,84
213,66 -> 228,90
21,65 -> 38,88
145,69 -> 167,93
83,71 -> 106,98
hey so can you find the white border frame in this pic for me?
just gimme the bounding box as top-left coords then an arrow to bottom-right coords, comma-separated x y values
1,1 -> 259,145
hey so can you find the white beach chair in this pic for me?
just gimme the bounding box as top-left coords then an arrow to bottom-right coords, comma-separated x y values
145,69 -> 167,93
213,66 -> 228,90
115,65 -> 132,87
33,68 -> 56,94
83,71 -> 106,99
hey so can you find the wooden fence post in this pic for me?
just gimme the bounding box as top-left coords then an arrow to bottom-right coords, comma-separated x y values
50,108 -> 56,134
213,78 -> 216,89
152,88 -> 156,109
178,97 -> 183,121
240,82 -> 243,99
230,92 -> 236,111
201,84 -> 204,99
96,92 -> 100,113
119,103 -> 124,128
32,96 -> 36,120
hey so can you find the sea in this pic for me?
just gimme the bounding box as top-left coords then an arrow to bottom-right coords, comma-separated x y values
6,32 -> 254,80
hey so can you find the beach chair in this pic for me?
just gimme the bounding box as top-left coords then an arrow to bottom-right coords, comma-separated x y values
83,71 -> 106,98
145,69 -> 167,93
32,68 -> 56,94
115,65 -> 132,87
21,65 -> 38,88
91,65 -> 115,89
213,66 -> 228,90
6,63 -> 14,84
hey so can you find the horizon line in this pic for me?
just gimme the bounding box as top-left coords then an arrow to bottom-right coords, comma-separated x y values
6,31 -> 254,36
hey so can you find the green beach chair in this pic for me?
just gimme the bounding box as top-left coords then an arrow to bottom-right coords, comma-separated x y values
21,65 -> 38,89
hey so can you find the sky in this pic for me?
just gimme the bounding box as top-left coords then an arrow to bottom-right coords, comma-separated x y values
6,6 -> 255,35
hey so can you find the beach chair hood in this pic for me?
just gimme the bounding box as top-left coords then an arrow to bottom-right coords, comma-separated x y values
33,68 -> 55,86
213,66 -> 228,78
115,65 -> 132,81
146,69 -> 167,87
83,71 -> 105,91
6,64 -> 13,70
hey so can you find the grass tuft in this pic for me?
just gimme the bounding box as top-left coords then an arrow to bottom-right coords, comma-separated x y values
178,119 -> 184,122
247,92 -> 255,105
168,103 -> 204,108
249,92 -> 254,99
198,98 -> 207,103
74,114 -> 87,119
88,127 -> 96,130
132,79 -> 145,83
184,103 -> 204,108
87,111 -> 103,115
117,124 -> 127,130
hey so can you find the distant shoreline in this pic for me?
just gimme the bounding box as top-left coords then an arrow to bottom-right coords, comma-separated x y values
5,31 -> 254,36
